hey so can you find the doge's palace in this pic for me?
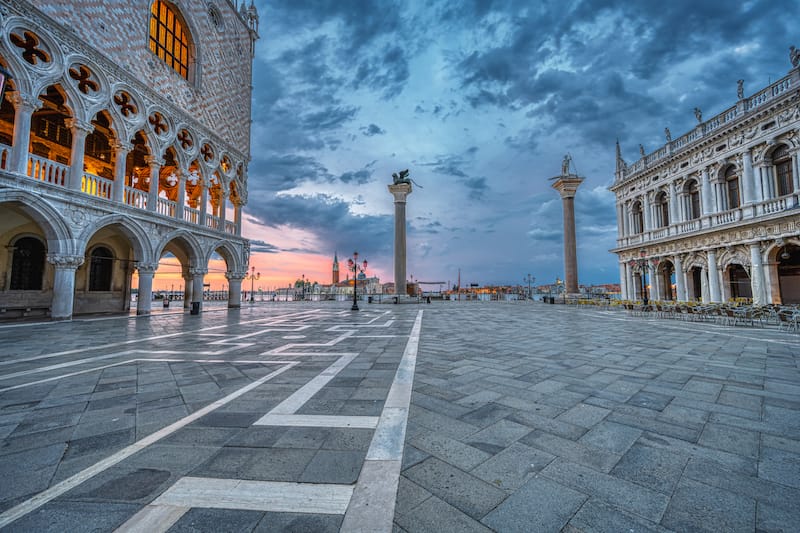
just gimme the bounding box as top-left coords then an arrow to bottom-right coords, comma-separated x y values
0,0 -> 259,319
611,49 -> 800,305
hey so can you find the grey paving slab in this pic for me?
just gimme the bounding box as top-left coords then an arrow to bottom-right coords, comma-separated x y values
578,420 -> 642,454
520,430 -> 622,472
408,432 -> 491,471
662,478 -> 756,533
470,441 -> 555,492
253,511 -> 342,532
1,501 -> 138,533
565,498 -> 674,533
611,443 -> 689,494
168,508 -> 265,532
758,446 -> 800,489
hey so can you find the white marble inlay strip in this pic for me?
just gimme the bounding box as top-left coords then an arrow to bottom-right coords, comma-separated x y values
341,309 -> 423,532
254,414 -> 379,428
153,477 -> 353,514
255,352 -> 359,419
0,363 -> 298,530
114,504 -> 189,533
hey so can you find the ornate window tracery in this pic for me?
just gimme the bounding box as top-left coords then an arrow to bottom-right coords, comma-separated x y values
149,0 -> 194,81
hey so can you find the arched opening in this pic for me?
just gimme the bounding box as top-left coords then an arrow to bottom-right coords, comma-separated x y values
29,85 -> 73,185
777,244 -> 800,304
726,264 -> 752,300
9,236 -> 46,290
658,260 -> 675,301
772,145 -> 794,197
689,266 -> 703,301
88,246 -> 114,291
0,66 -> 15,167
655,191 -> 669,228
83,111 -> 117,198
684,180 -> 701,220
125,131 -> 151,208
724,166 -> 740,210
184,160 -> 203,223
631,201 -> 644,234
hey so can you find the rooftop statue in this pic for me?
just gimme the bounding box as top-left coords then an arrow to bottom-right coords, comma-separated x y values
664,127 -> 671,142
694,107 -> 703,123
737,79 -> 744,99
392,169 -> 411,185
561,154 -> 572,176
791,45 -> 800,68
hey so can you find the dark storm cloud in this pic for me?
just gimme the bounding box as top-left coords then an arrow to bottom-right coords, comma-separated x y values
249,240 -> 281,254
246,193 -> 394,258
353,45 -> 410,99
361,124 -> 386,136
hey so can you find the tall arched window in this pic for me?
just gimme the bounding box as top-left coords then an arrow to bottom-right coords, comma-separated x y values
631,201 -> 644,234
725,166 -> 740,209
10,237 -> 45,290
773,145 -> 794,196
685,180 -> 701,220
149,0 -> 194,81
89,247 -> 113,291
655,191 -> 669,227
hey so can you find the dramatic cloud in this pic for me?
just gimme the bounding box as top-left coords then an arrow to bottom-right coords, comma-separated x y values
244,0 -> 795,286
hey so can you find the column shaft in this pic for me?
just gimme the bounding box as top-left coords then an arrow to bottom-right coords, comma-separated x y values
562,196 -> 579,294
9,96 -> 38,176
394,199 -> 407,296
674,255 -> 686,301
48,255 -> 83,320
749,243 -> 767,305
707,250 -> 721,303
136,267 -> 155,315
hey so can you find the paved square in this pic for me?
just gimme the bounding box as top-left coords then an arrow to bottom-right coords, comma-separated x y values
0,302 -> 797,532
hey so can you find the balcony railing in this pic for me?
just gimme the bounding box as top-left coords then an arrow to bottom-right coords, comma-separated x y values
0,143 -> 240,236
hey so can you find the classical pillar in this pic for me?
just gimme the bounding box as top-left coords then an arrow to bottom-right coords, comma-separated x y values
551,170 -> 584,295
619,262 -> 628,300
183,272 -> 193,309
47,254 -> 83,320
707,250 -> 721,303
741,150 -> 755,204
226,271 -> 245,309
642,194 -> 652,231
66,119 -> 93,191
649,263 -> 659,301
9,94 -> 39,175
145,156 -> 161,212
616,203 -> 624,238
219,190 -> 228,231
234,203 -> 243,235
136,264 -> 156,315
626,262 -> 635,300
388,181 -> 413,298
622,202 -> 630,236
749,243 -> 767,305
112,140 -> 131,204
674,255 -> 686,301
175,168 -> 186,220
669,181 -> 679,223
190,268 -> 207,314
792,152 -> 800,193
700,167 -> 713,215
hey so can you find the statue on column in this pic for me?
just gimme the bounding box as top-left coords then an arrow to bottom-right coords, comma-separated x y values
561,154 -> 571,176
392,169 -> 411,185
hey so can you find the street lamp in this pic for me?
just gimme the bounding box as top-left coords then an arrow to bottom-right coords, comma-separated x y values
523,274 -> 535,300
246,266 -> 260,303
347,251 -> 368,311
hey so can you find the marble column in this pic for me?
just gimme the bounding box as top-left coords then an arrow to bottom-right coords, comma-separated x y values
674,255 -> 686,301
226,271 -> 245,309
749,243 -> 767,305
219,190 -> 228,232
669,181 -> 679,224
551,172 -> 584,295
642,194 -> 652,232
619,262 -> 628,300
136,264 -> 156,315
47,254 -> 83,320
388,181 -> 412,298
112,140 -> 131,204
649,263 -> 659,301
741,150 -> 755,204
199,181 -> 209,226
66,118 -> 93,191
190,268 -> 207,314
175,169 -> 186,220
700,167 -> 713,215
707,250 -> 721,303
182,272 -> 193,309
145,156 -> 161,212
9,94 -> 39,176
234,203 -> 242,235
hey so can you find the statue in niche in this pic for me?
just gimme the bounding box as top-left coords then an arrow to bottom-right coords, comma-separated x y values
790,46 -> 800,68
737,79 -> 744,99
561,154 -> 572,175
392,169 -> 411,185
694,107 -> 703,123
664,127 -> 671,142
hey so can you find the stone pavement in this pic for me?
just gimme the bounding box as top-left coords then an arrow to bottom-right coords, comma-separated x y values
0,302 -> 797,532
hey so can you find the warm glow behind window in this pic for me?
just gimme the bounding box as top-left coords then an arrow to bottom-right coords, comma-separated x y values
149,0 -> 192,80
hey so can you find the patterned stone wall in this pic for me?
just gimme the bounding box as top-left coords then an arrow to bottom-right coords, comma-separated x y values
29,0 -> 254,155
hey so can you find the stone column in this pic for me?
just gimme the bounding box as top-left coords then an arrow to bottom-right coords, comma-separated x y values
234,203 -> 243,235
749,243 -> 767,305
792,152 -> 800,193
199,181 -> 209,226
622,202 -> 630,236
669,181 -> 679,224
741,150 -> 755,204
136,264 -> 156,315
145,156 -> 161,212
226,271 -> 245,309
649,263 -> 659,301
700,167 -> 713,215
47,254 -> 83,320
674,255 -> 686,301
219,190 -> 228,232
551,173 -> 584,295
619,262 -> 628,300
112,140 -> 131,204
175,169 -> 186,220
182,272 -> 193,309
707,250 -> 721,303
190,268 -> 207,314
626,262 -> 635,300
388,181 -> 413,298
642,194 -> 652,232
66,119 -> 93,191
9,94 -> 39,175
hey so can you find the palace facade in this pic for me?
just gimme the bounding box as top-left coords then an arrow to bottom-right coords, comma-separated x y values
611,51 -> 800,305
0,0 -> 259,319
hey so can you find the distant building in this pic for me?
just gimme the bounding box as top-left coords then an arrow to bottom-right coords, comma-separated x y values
332,251 -> 339,284
610,51 -> 800,304
0,0 -> 260,318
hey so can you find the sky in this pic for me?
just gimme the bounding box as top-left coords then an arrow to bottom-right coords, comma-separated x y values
239,0 -> 796,291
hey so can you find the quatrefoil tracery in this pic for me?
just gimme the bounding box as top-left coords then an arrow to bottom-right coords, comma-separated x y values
201,143 -> 214,162
148,112 -> 168,135
68,65 -> 99,94
10,31 -> 50,65
113,91 -> 137,117
177,129 -> 193,150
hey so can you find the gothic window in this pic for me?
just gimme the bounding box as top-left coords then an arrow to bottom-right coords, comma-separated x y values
725,166 -> 740,209
686,180 -> 701,220
149,0 -> 194,81
655,191 -> 669,227
773,145 -> 794,196
10,237 -> 45,290
631,201 -> 644,234
89,246 -> 113,291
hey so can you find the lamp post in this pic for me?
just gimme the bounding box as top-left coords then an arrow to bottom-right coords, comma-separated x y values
246,266 -> 260,303
523,274 -> 535,300
347,251 -> 368,311
628,249 -> 649,305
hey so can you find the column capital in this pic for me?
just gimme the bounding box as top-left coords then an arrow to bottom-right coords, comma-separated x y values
550,175 -> 584,199
111,139 -> 133,153
64,118 -> 94,135
11,93 -> 41,112
144,155 -> 163,169
135,263 -> 158,275
189,268 -> 208,277
388,182 -> 412,202
47,254 -> 84,269
225,270 -> 248,281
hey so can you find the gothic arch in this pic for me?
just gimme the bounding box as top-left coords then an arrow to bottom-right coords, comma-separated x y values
205,239 -> 243,273
717,246 -> 750,270
154,229 -> 203,266
0,189 -> 73,254
77,214 -> 152,264
682,252 -> 706,272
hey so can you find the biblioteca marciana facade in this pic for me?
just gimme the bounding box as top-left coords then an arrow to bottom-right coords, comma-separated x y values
0,0 -> 259,319
611,50 -> 800,305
